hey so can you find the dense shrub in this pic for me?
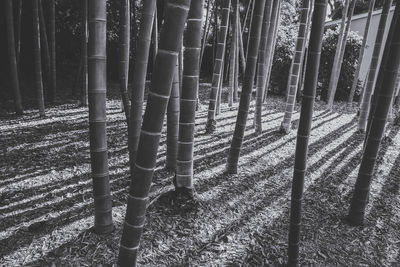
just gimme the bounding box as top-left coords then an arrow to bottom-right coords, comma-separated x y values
318,27 -> 362,101
269,25 -> 363,101
269,25 -> 296,96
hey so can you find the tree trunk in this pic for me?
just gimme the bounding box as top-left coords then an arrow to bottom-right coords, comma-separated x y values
287,0 -> 328,265
254,0 -> 273,135
118,1 -> 191,265
205,0 -> 231,133
5,0 -> 23,115
39,0 -> 51,96
128,0 -> 157,166
326,0 -> 356,109
262,0 -> 281,102
175,0 -> 204,195
225,0 -> 266,174
280,0 -> 311,134
348,0 -> 400,226
87,0 -> 113,235
348,0 -> 376,103
119,0 -> 131,122
358,0 -> 393,132
32,0 -> 46,117
166,61 -> 180,171
81,0 -> 88,106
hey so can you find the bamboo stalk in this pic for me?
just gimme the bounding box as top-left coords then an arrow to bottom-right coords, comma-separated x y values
118,1 -> 191,264
287,0 -> 328,264
225,0 -> 266,174
348,0 -> 400,226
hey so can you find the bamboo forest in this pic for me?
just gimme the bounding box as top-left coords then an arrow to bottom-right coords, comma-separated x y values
2,0 -> 400,266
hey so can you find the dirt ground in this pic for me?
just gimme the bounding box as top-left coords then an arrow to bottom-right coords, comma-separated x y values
1,83 -> 400,266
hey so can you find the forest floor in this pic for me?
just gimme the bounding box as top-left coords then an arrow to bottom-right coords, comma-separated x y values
1,83 -> 400,266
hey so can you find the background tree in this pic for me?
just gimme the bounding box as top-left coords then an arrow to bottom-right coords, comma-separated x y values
87,0 -> 113,234
15,0 -> 22,65
326,0 -> 356,109
324,0 -> 350,104
228,1 -> 238,107
119,0 -> 131,122
262,0 -> 281,101
5,0 -> 23,115
358,0 -> 393,132
348,0 -> 400,226
118,0 -> 191,265
175,0 -> 204,196
225,0 -> 266,174
39,0 -> 51,97
205,0 -> 231,133
348,0 -> 376,103
287,0 -> 328,264
33,0 -> 46,117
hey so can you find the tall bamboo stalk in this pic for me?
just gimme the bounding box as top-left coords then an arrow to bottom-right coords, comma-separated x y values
228,1 -> 237,107
254,0 -> 273,135
287,0 -> 328,265
15,0 -> 22,66
128,0 -> 157,165
348,0 -> 376,103
118,1 -> 191,265
39,0 -> 51,90
358,0 -> 393,132
326,0 -> 356,109
175,0 -> 204,195
324,0 -> 350,104
225,0 -> 266,174
365,0 -> 398,146
33,0 -> 46,117
166,60 -> 180,171
5,0 -> 23,115
280,0 -> 311,134
237,17 -> 246,75
49,0 -> 56,102
87,0 -> 113,234
81,0 -> 88,106
245,0 -> 255,61
200,0 -> 211,68
262,0 -> 280,102
234,7 -> 240,101
152,7 -> 158,69
348,0 -> 400,226
119,0 -> 131,122
205,0 -> 231,133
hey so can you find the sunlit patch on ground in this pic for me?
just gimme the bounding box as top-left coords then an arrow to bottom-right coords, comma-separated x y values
0,85 -> 399,266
